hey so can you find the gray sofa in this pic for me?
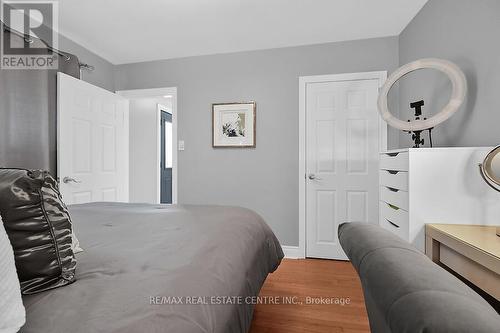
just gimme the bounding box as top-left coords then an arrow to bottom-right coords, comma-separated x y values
338,222 -> 500,333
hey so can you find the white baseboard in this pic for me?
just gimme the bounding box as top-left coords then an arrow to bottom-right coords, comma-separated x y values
281,246 -> 304,259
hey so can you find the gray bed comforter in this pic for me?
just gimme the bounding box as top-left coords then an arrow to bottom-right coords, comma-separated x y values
20,203 -> 283,333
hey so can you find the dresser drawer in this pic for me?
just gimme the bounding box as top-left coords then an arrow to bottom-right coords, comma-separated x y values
380,201 -> 409,240
380,152 -> 409,171
380,186 -> 408,211
379,170 -> 408,191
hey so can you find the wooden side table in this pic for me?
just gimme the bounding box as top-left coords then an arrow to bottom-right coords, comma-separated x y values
425,224 -> 500,301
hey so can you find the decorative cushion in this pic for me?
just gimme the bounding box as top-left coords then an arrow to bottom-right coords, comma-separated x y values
0,215 -> 26,332
0,168 -> 76,294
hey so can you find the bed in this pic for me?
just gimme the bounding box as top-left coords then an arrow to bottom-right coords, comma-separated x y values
20,202 -> 283,333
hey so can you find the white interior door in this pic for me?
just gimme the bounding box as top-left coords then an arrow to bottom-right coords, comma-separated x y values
305,75 -> 385,259
57,72 -> 129,204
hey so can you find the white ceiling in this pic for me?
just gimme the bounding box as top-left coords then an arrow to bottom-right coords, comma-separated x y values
58,0 -> 428,65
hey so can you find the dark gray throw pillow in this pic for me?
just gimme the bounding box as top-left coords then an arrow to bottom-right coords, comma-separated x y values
0,168 -> 76,294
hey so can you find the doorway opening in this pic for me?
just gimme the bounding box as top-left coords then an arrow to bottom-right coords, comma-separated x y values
117,87 -> 178,204
159,106 -> 173,203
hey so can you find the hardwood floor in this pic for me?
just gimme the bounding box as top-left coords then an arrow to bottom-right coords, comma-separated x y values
249,259 -> 370,333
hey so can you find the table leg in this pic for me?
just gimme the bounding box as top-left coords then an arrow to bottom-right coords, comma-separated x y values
425,235 -> 440,263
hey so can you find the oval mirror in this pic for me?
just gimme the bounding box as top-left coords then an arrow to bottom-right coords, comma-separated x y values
480,146 -> 500,189
480,146 -> 500,236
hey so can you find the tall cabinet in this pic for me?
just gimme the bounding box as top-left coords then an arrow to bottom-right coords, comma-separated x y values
379,147 -> 500,252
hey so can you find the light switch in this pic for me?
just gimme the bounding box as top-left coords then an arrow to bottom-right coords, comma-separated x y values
178,140 -> 185,151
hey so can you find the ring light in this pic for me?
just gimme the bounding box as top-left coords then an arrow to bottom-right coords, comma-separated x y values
377,58 -> 467,132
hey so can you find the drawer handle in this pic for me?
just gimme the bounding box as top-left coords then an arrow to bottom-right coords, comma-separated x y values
387,203 -> 400,210
387,170 -> 400,175
386,186 -> 399,192
386,219 -> 400,228
385,152 -> 399,157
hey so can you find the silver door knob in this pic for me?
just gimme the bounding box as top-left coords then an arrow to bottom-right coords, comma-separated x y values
308,173 -> 322,180
63,176 -> 82,184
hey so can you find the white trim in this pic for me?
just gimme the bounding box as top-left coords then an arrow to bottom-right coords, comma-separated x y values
116,87 -> 176,99
156,104 -> 163,204
117,87 -> 178,204
298,71 -> 387,258
281,246 -> 304,259
171,92 -> 178,204
298,77 -> 307,259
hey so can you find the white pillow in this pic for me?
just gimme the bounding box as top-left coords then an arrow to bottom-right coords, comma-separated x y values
0,216 -> 26,333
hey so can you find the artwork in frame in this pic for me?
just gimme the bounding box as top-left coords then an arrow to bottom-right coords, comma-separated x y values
212,102 -> 256,148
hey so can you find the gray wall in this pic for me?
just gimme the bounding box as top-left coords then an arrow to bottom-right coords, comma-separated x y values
398,0 -> 500,148
60,35 -> 115,91
0,30 -> 115,175
115,37 -> 399,246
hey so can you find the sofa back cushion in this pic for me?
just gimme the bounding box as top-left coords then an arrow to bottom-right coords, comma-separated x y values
339,222 -> 500,333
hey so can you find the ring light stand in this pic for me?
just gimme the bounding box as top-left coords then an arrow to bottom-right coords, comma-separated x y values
377,58 -> 467,147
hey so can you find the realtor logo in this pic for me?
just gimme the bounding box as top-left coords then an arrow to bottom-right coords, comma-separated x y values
1,0 -> 58,69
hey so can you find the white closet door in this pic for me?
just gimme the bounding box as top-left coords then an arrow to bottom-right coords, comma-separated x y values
57,73 -> 129,204
306,78 -> 382,259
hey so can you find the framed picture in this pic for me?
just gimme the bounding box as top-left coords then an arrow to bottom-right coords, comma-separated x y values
212,102 -> 256,148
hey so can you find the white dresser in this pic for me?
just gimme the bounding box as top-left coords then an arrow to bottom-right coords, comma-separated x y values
379,147 -> 500,252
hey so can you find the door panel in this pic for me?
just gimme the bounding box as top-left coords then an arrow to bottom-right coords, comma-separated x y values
306,79 -> 381,259
347,119 -> 368,174
57,73 -> 129,204
316,120 -> 336,173
316,190 -> 336,243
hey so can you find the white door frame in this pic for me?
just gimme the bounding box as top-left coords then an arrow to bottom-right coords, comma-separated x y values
117,87 -> 178,204
298,71 -> 387,258
157,103 -> 174,204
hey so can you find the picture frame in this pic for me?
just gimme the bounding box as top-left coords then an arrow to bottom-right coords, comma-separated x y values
212,102 -> 256,148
